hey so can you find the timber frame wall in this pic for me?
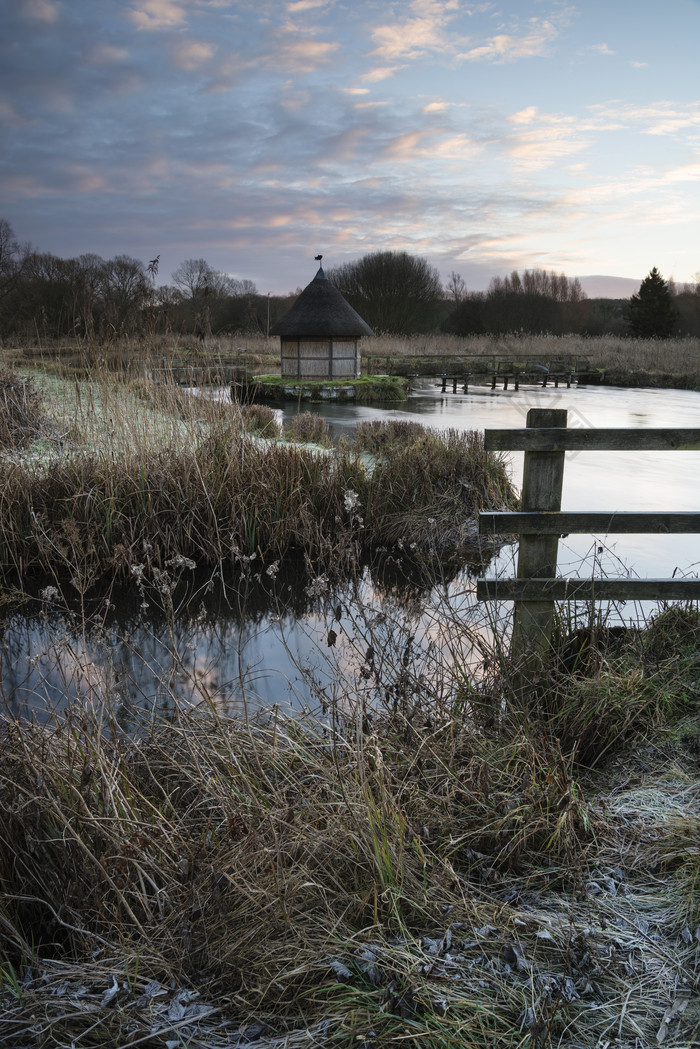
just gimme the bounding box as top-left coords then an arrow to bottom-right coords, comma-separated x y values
280,337 -> 360,381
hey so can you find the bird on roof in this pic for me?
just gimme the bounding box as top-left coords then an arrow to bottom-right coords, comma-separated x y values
314,254 -> 323,261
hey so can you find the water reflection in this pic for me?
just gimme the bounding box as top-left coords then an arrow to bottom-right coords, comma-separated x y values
0,554 -> 499,727
3,383 -> 698,723
279,381 -> 700,580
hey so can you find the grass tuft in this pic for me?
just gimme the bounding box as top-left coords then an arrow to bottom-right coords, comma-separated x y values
240,402 -> 282,437
0,368 -> 49,449
284,411 -> 332,446
358,422 -> 516,557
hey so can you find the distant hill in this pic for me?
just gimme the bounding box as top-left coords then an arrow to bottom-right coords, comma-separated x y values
578,275 -> 640,298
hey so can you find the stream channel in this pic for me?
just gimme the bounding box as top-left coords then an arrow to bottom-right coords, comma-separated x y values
2,380 -> 699,726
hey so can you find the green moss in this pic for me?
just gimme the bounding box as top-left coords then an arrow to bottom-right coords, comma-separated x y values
253,374 -> 409,403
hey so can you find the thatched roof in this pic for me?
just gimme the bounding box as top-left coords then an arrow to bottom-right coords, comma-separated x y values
270,266 -> 373,338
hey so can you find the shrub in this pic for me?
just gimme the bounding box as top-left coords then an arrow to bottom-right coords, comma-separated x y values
284,411 -> 331,446
239,403 -> 281,437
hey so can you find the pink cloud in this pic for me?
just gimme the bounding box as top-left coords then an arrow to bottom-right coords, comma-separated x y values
18,0 -> 59,23
128,0 -> 187,31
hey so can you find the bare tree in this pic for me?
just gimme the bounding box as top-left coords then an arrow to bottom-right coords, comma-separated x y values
328,251 -> 442,333
172,258 -> 215,299
103,255 -> 150,331
0,219 -> 26,304
445,271 -> 467,302
488,269 -> 584,302
171,258 -> 240,299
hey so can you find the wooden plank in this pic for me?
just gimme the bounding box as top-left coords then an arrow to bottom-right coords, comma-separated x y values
477,578 -> 700,601
484,427 -> 700,452
479,511 -> 700,535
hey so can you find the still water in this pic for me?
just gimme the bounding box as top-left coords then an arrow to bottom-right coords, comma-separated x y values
3,382 -> 699,724
281,380 -> 700,580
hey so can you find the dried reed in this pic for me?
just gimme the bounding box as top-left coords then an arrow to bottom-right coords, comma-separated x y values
0,634 -> 697,1048
0,365 -> 515,590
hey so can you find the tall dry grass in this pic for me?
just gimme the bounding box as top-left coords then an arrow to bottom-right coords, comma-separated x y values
0,363 -> 514,591
354,420 -> 515,553
358,332 -> 700,377
0,597 -> 698,1047
9,330 -> 700,382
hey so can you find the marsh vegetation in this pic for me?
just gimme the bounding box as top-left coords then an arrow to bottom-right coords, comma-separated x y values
4,328 -> 700,393
1,591 -> 698,1048
0,354 -> 698,1048
0,363 -> 514,596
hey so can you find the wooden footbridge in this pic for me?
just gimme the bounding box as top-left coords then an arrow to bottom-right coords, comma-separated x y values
362,354 -> 600,392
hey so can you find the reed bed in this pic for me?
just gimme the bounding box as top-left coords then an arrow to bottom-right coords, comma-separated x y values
358,332 -> 700,377
10,330 -> 700,384
0,364 -> 514,592
183,331 -> 698,381
354,420 -> 515,554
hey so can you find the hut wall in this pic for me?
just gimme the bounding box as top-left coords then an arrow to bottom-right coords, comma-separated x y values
280,338 -> 359,380
331,338 -> 359,378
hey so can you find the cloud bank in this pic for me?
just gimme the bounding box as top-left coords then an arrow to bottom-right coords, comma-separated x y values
1,0 -> 699,291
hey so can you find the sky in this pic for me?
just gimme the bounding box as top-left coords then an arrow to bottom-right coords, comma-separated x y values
2,0 -> 700,297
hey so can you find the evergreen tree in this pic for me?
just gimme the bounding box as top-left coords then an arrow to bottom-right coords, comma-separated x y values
628,267 -> 677,337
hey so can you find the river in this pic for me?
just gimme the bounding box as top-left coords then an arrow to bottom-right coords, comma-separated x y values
2,382 -> 698,724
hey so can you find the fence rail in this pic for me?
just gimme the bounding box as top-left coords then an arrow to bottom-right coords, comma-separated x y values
477,578 -> 700,601
479,511 -> 700,534
477,409 -> 700,691
484,427 -> 700,451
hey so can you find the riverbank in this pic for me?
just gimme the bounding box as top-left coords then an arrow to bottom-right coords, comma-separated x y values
1,603 -> 698,1048
1,355 -> 699,1048
0,364 -> 514,594
602,369 -> 700,391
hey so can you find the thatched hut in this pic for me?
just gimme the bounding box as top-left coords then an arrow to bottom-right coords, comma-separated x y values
270,261 -> 373,381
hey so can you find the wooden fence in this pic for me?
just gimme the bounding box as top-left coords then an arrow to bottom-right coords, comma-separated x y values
476,408 -> 700,689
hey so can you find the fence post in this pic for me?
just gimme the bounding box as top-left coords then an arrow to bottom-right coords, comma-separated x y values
511,408 -> 567,692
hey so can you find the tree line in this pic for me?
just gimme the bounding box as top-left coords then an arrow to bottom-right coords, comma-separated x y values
0,219 -> 267,341
1,219 -> 697,341
330,253 -> 700,339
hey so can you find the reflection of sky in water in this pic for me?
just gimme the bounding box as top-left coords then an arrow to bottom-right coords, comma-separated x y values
0,569 -> 493,726
283,382 -> 700,580
2,385 -> 698,722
